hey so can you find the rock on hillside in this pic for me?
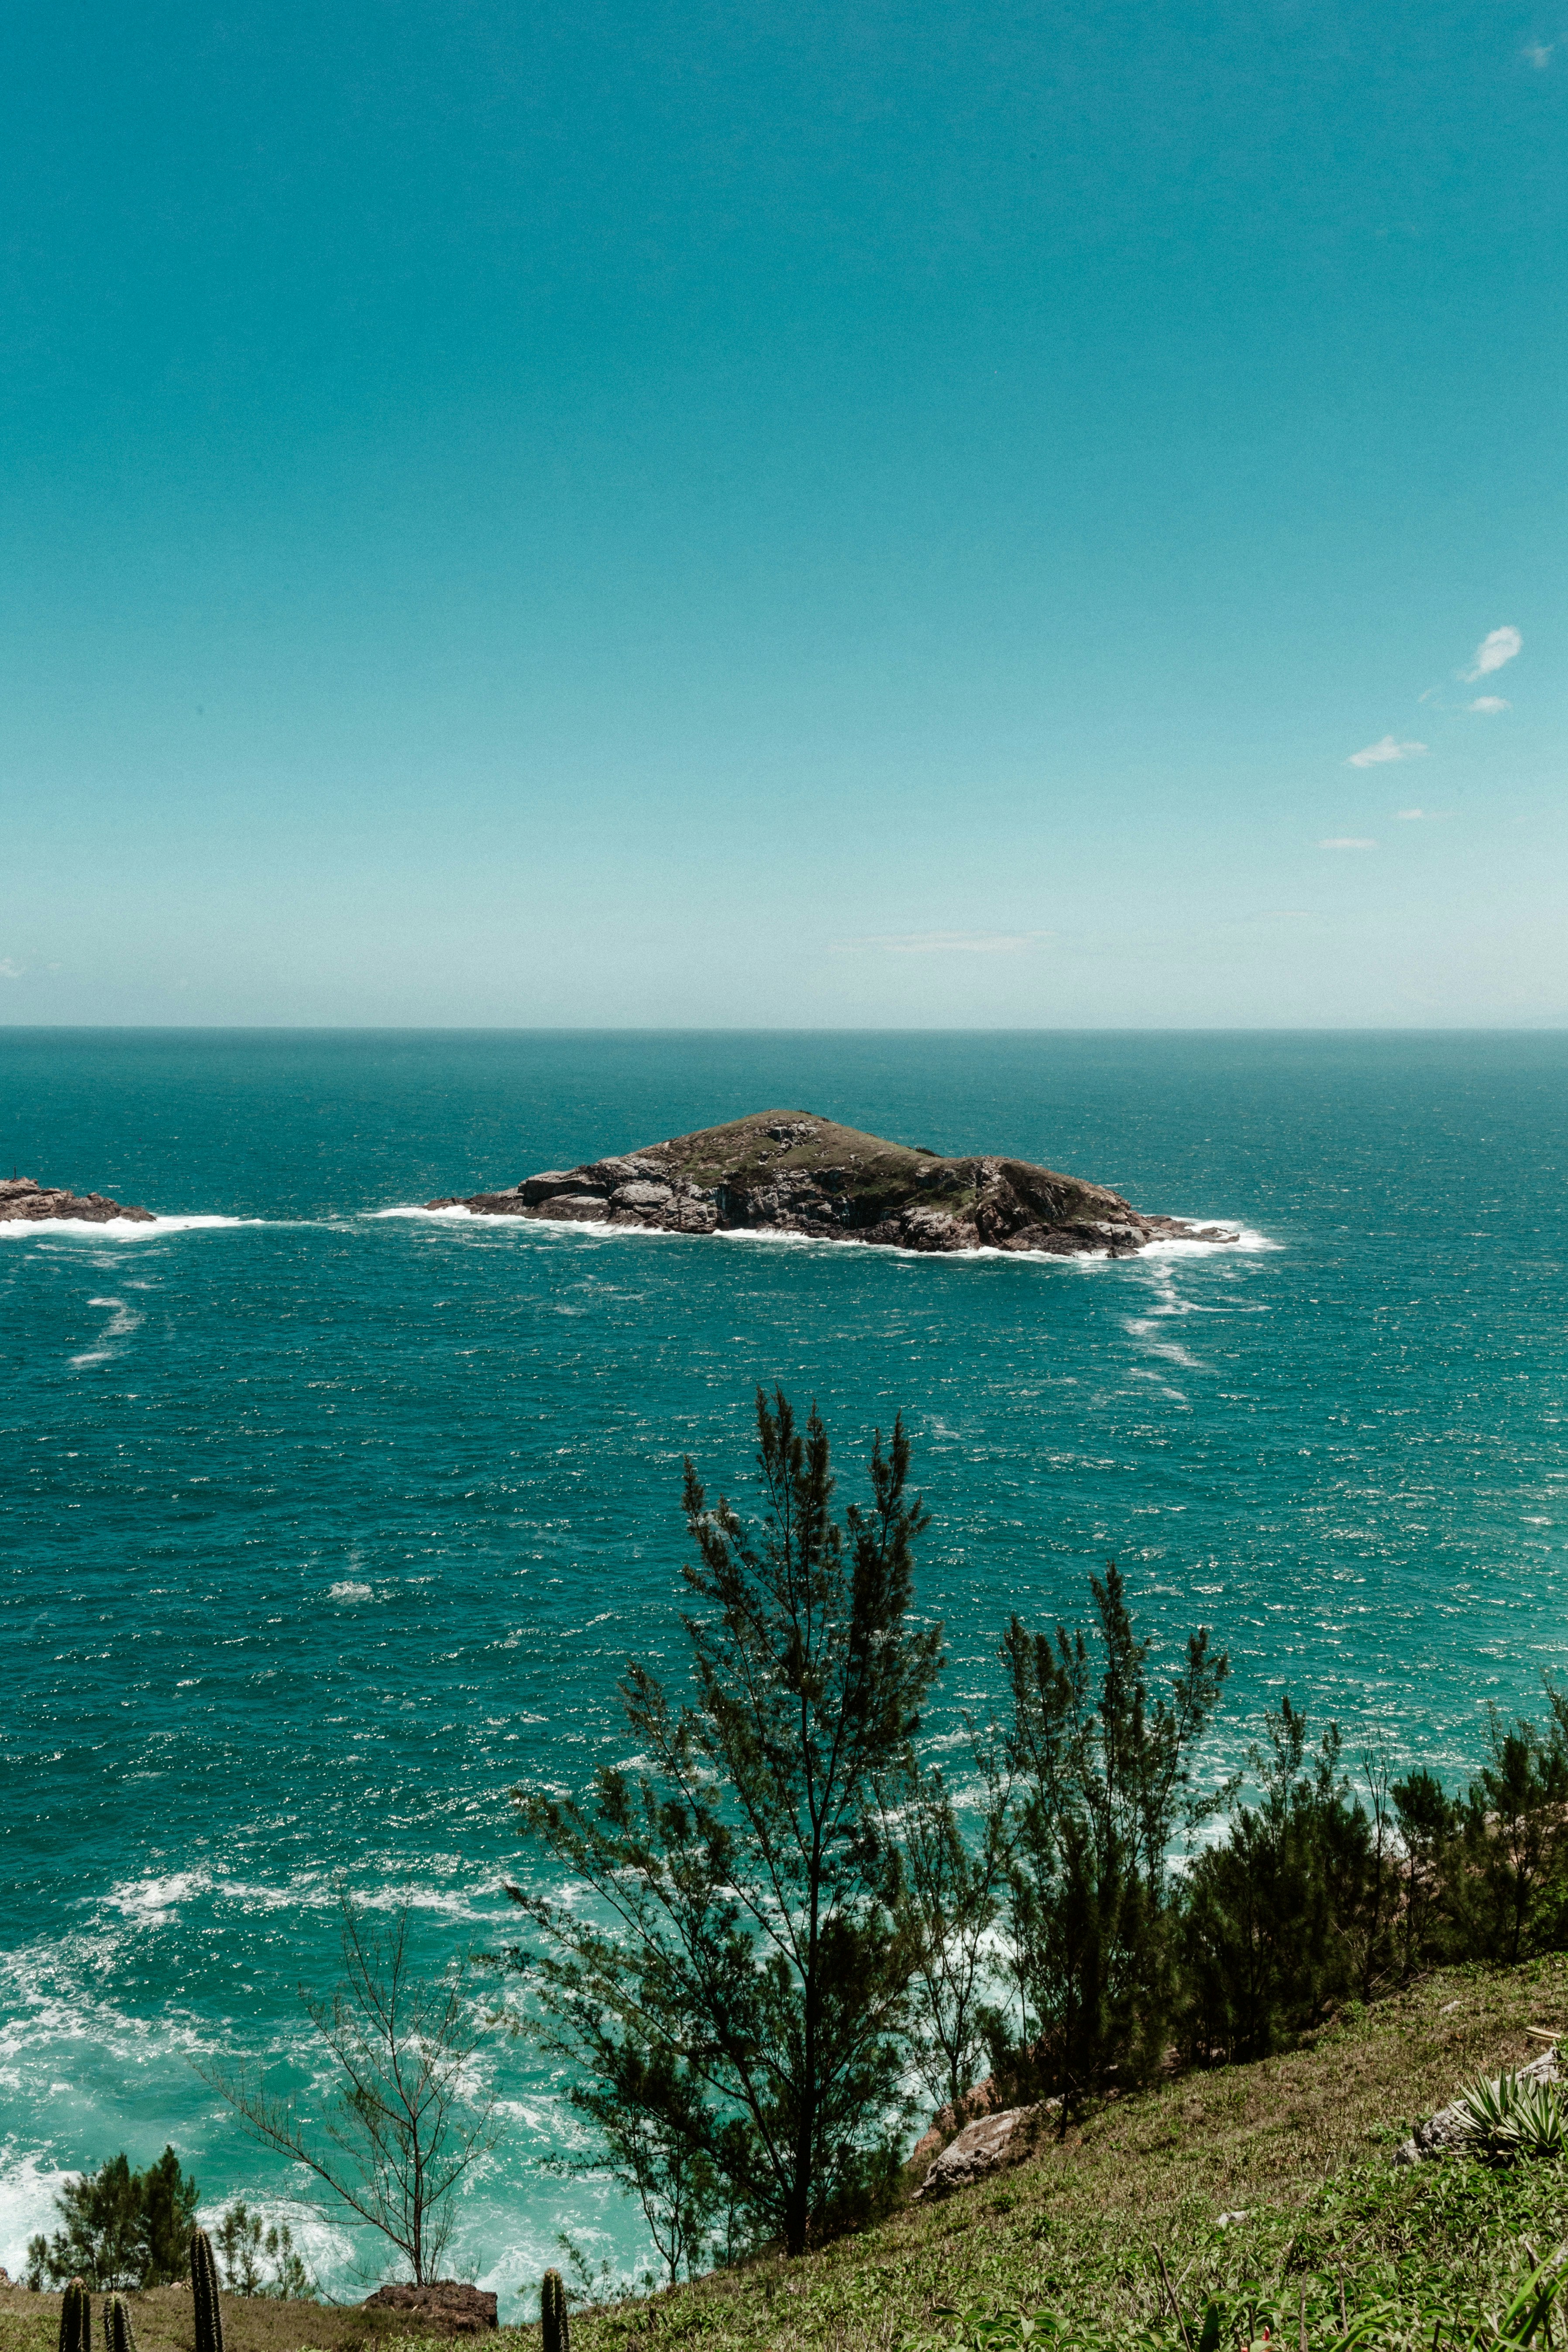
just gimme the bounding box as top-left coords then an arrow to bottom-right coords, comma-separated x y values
428,1109 -> 1236,1258
361,2284 -> 497,2334
0,1176 -> 155,1224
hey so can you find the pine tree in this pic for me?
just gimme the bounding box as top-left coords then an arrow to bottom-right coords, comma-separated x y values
509,1388 -> 944,2258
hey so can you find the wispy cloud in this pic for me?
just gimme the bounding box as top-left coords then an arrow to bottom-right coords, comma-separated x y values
830,929 -> 1051,955
1524,40 -> 1554,66
1348,735 -> 1428,768
1319,837 -> 1377,851
1394,808 -> 1434,820
0,957 -> 23,979
1468,695 -> 1511,714
1463,625 -> 1522,680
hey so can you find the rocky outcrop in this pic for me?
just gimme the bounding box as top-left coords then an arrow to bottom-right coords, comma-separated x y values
0,1176 -> 154,1224
429,1111 -> 1236,1259
913,2103 -> 1045,2201
361,2283 -> 498,2333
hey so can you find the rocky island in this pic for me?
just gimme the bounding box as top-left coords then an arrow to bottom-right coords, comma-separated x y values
428,1110 -> 1236,1258
0,1176 -> 155,1224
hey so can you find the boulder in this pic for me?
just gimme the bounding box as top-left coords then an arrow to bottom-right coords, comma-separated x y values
533,1194 -> 609,1221
913,2103 -> 1042,2201
612,1181 -> 674,1209
361,2283 -> 498,2334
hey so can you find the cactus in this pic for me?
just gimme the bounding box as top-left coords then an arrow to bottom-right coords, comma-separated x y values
102,2297 -> 137,2352
190,2228 -> 224,2352
540,2268 -> 570,2352
58,2278 -> 91,2352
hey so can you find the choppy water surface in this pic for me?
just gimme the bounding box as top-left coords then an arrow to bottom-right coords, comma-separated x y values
2,1029 -> 1565,2295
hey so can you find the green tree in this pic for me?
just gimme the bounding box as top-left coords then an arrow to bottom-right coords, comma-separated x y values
26,2147 -> 199,2290
995,1565 -> 1228,2110
137,2146 -> 202,2284
506,1388 -> 944,2259
1458,1701 -> 1568,1962
1182,1697 -> 1395,2061
1391,1765 -> 1461,1977
216,2204 -> 312,2298
899,1746 -> 1011,2118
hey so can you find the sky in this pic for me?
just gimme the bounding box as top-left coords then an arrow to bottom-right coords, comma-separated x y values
1,0 -> 1564,1027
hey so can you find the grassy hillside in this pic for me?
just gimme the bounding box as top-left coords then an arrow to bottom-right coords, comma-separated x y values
7,1959 -> 1567,2352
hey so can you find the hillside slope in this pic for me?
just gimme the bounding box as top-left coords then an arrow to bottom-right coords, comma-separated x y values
7,1961 -> 1565,2352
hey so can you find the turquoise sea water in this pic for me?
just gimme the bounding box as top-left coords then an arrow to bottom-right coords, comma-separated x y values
3,1029 -> 1565,2298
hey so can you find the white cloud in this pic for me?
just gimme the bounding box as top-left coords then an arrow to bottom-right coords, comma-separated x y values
1319,837 -> 1377,850
1524,41 -> 1554,66
0,958 -> 22,979
1463,625 -> 1522,680
1348,735 -> 1428,767
1394,808 -> 1433,820
1468,695 -> 1510,714
830,929 -> 1051,955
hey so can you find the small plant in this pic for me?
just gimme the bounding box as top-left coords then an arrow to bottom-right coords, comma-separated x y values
213,2205 -> 309,2299
540,2267 -> 570,2352
1452,2071 -> 1567,2163
101,2295 -> 136,2352
190,2227 -> 224,2352
57,2278 -> 91,2352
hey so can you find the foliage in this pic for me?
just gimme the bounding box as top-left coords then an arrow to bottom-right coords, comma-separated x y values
497,1957 -> 1568,2352
1181,1703 -> 1408,2063
213,2206 -> 311,2299
507,1388 -> 946,2259
200,1888 -> 499,2284
900,1746 -> 1011,2118
1455,1702 -> 1568,1964
26,2149 -> 199,2291
1450,2070 -> 1567,2164
993,1563 -> 1228,2107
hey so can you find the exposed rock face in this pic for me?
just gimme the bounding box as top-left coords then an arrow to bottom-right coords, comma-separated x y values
0,1176 -> 155,1224
361,2283 -> 498,2333
913,2103 -> 1044,2201
429,1111 -> 1236,1259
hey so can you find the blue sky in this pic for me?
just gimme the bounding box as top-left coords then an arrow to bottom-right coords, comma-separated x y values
1,0 -> 1563,1026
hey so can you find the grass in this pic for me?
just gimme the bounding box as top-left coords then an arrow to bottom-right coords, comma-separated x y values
7,1960 -> 1568,2352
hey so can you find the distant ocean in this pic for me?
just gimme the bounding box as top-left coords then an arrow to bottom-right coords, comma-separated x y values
3,1029 -> 1565,2300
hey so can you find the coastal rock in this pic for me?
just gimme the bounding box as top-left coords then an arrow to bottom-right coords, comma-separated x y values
361,2283 -> 498,2333
426,1110 -> 1238,1260
0,1176 -> 155,1224
913,2104 -> 1043,2201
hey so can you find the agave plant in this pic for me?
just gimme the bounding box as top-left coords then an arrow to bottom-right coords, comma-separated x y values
1452,2070 -> 1566,2163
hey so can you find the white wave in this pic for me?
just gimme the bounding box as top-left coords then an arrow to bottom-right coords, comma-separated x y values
327,1580 -> 375,1602
366,1201 -> 1276,1262
70,1295 -> 144,1367
370,1203 -> 485,1220
1135,1222 -> 1277,1257
0,2149 -> 80,2275
0,1214 -> 255,1241
103,1870 -> 213,1926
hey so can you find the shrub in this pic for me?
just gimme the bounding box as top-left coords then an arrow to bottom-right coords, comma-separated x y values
1451,2070 -> 1567,2164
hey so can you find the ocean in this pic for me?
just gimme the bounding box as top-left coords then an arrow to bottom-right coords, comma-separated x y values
2,1028 -> 1565,2301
